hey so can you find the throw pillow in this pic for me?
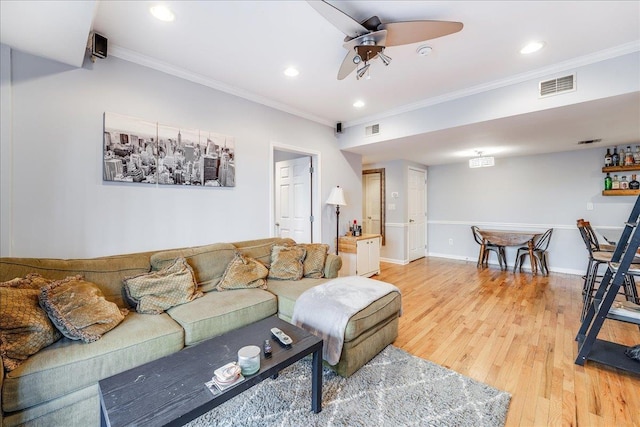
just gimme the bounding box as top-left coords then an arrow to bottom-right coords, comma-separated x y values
122,257 -> 203,314
1,273 -> 54,290
299,243 -> 329,278
0,286 -> 62,371
216,253 -> 269,291
39,276 -> 128,343
268,245 -> 306,280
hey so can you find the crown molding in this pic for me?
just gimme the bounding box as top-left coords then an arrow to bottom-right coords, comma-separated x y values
108,44 -> 334,127
343,41 -> 640,128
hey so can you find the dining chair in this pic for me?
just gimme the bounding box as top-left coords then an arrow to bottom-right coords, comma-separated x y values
514,228 -> 553,275
576,219 -> 638,320
471,226 -> 507,270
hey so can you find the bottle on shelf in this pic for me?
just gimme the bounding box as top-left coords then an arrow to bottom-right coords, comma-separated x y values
612,147 -> 619,166
618,147 -> 625,166
630,174 -> 640,190
604,173 -> 612,190
612,175 -> 620,189
604,148 -> 613,167
620,176 -> 629,190
634,146 -> 640,164
625,146 -> 634,165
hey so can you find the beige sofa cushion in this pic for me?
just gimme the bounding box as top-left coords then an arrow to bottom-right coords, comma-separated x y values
0,254 -> 153,307
2,312 -> 184,413
232,237 -> 295,268
167,289 -> 277,346
150,243 -> 236,292
267,278 -> 401,342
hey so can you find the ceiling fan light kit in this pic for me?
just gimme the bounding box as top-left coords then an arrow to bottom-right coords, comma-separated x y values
307,1 -> 462,80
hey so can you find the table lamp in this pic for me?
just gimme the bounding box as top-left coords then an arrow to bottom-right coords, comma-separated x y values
326,186 -> 347,255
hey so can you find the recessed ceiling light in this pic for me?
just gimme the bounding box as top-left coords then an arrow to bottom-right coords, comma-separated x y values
520,41 -> 545,55
284,67 -> 299,77
150,5 -> 175,22
353,100 -> 365,108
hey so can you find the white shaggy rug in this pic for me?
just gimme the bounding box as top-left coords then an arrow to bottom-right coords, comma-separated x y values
186,345 -> 511,427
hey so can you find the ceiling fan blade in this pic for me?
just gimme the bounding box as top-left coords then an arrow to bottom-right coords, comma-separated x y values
337,50 -> 359,80
306,1 -> 369,39
381,21 -> 463,46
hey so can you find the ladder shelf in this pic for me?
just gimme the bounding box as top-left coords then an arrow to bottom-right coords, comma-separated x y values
575,195 -> 640,374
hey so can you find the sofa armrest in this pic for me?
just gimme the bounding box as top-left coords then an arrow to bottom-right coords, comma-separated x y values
323,254 -> 342,278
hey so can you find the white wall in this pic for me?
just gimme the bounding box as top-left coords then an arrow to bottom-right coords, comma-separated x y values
3,48 -> 362,258
427,147 -> 635,274
0,44 -> 11,257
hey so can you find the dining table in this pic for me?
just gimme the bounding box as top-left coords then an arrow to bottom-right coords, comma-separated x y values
478,229 -> 545,274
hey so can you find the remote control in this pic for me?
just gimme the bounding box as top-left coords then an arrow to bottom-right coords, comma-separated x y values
270,327 -> 293,346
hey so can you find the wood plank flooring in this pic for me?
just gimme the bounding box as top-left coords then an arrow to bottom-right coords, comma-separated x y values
374,257 -> 640,427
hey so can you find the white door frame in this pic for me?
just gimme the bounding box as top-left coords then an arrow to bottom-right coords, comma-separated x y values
269,142 -> 322,243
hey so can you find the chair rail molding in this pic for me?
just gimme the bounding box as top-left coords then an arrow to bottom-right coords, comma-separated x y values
427,220 -> 624,232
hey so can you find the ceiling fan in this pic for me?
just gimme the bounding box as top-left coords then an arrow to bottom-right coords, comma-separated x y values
307,1 -> 463,80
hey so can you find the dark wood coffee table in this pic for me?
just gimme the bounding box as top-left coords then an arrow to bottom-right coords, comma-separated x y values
99,316 -> 323,427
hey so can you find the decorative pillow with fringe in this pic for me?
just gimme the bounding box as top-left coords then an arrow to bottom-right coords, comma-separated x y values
39,276 -> 128,343
298,243 -> 329,278
268,245 -> 306,280
1,278 -> 62,371
123,257 -> 203,314
216,253 -> 269,291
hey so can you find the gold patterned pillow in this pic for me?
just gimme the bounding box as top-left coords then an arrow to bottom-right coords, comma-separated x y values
299,243 -> 329,278
123,257 -> 203,314
0,285 -> 62,371
268,245 -> 306,280
1,273 -> 54,290
216,253 -> 269,291
39,276 -> 128,343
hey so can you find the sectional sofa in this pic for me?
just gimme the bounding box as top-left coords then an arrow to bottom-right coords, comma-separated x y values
0,237 -> 402,427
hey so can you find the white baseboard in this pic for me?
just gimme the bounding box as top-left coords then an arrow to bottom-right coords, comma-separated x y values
380,257 -> 409,265
427,253 -> 583,276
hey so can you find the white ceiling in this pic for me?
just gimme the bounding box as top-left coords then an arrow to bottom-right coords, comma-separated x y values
1,1 -> 639,165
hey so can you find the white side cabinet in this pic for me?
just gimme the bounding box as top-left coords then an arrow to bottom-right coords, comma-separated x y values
337,234 -> 381,277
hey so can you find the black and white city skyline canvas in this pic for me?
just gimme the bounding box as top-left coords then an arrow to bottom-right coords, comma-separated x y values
103,112 -> 235,187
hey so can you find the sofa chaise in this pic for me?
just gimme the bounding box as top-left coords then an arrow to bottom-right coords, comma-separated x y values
0,237 -> 401,427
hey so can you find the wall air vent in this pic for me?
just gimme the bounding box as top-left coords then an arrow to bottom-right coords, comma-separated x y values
539,74 -> 576,98
365,124 -> 380,137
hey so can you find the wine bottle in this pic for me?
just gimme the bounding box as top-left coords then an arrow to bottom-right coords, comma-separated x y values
634,146 -> 640,164
630,174 -> 640,190
612,147 -> 619,166
604,173 -> 612,190
604,148 -> 613,167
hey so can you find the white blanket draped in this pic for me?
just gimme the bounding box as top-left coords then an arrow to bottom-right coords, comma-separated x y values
291,276 -> 401,365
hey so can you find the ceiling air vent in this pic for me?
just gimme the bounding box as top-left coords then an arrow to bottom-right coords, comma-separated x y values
539,74 -> 576,98
365,124 -> 380,137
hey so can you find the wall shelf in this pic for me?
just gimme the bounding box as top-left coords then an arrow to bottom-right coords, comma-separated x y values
602,189 -> 640,196
602,165 -> 640,173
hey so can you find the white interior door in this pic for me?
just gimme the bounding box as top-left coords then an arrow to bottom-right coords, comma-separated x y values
275,157 -> 312,242
408,167 -> 426,261
363,173 -> 381,235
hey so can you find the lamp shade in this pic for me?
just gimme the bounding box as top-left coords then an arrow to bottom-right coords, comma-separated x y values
326,186 -> 347,206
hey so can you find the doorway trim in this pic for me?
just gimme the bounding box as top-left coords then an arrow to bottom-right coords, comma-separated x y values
269,142 -> 322,243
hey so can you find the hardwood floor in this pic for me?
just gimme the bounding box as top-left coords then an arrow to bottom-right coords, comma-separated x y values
374,257 -> 640,427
